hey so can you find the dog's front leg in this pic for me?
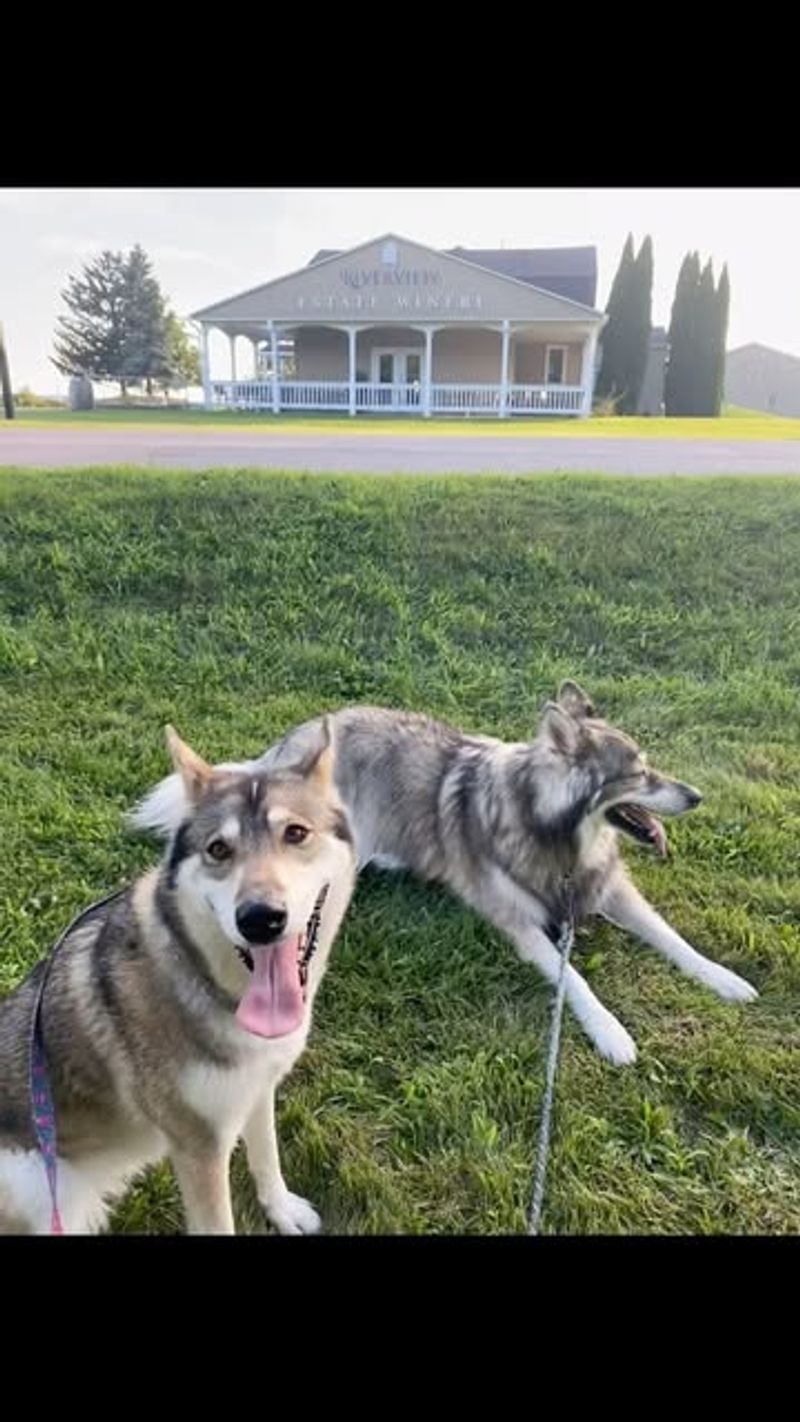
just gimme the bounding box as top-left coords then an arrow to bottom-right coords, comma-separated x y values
600,872 -> 758,1002
171,1147 -> 235,1235
243,1082 -> 322,1236
514,921 -> 638,1066
465,874 -> 637,1065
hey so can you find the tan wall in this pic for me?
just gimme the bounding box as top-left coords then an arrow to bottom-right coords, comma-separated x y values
431,328 -> 502,382
513,341 -> 583,384
294,327 -> 348,380
566,344 -> 583,383
293,326 -> 587,385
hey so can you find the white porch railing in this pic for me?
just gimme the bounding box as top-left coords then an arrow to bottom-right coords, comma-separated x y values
279,381 -> 349,410
356,382 -> 422,410
430,384 -> 502,414
508,384 -> 583,413
210,380 -> 586,416
212,380 -> 274,409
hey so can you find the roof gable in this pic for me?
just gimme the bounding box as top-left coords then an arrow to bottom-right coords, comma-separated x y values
193,233 -> 603,325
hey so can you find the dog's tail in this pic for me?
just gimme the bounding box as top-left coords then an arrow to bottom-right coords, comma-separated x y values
128,771 -> 187,838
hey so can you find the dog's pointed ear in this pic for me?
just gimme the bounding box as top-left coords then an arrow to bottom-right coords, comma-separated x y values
557,679 -> 595,720
302,715 -> 335,795
539,702 -> 580,754
285,716 -> 335,793
165,726 -> 213,803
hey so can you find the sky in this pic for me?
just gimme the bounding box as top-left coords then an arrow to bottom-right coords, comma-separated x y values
1,187 -> 798,393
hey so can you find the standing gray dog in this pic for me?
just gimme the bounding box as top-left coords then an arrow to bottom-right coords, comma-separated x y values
0,719 -> 355,1234
258,682 -> 757,1065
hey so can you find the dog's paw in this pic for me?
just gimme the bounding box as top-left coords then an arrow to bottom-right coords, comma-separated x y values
263,1191 -> 322,1236
699,964 -> 759,1004
585,1010 -> 638,1066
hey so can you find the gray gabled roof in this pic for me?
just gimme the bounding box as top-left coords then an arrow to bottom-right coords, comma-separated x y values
308,243 -> 598,307
448,247 -> 597,307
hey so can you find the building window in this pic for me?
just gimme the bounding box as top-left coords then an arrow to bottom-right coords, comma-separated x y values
545,345 -> 567,385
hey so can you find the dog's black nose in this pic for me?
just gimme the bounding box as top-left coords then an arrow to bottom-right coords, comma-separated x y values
685,786 -> 703,808
236,902 -> 288,944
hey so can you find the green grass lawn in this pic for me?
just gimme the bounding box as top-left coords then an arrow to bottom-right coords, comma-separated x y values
7,405 -> 800,440
1,467 -> 799,1234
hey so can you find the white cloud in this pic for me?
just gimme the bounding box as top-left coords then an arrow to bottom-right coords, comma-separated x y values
37,233 -> 104,258
35,233 -> 232,270
0,189 -> 59,215
151,244 -> 233,270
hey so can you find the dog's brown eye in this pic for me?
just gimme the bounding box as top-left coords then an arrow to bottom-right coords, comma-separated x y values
284,823 -> 310,846
206,838 -> 232,862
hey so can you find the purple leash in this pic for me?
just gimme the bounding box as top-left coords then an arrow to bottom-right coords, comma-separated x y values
27,889 -> 126,1236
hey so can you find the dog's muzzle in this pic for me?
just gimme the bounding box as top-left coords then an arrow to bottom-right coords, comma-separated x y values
235,901 -> 288,944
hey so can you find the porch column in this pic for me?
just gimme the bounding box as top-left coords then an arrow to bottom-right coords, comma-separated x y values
348,326 -> 357,417
423,327 -> 434,417
580,327 -> 600,418
251,337 -> 260,380
200,323 -> 212,408
269,322 -> 280,414
229,333 -> 237,384
499,319 -> 511,418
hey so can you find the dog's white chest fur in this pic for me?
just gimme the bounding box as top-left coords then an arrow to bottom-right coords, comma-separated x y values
179,1035 -> 305,1141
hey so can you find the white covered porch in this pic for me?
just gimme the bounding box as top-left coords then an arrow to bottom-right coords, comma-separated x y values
199,319 -> 599,418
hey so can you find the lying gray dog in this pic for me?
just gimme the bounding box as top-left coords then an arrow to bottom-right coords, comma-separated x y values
256,682 -> 758,1065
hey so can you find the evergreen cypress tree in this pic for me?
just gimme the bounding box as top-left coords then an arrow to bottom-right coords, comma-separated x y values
621,234 -> 653,415
714,264 -> 731,415
596,234 -> 635,408
665,251 -> 701,415
692,259 -> 717,416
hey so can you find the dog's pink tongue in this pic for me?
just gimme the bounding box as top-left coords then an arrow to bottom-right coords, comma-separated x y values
236,938 -> 304,1039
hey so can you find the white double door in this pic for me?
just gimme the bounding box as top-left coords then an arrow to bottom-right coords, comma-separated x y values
371,348 -> 424,408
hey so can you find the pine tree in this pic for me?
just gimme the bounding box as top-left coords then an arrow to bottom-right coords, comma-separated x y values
119,244 -> 169,395
52,250 -> 130,388
52,245 -> 172,397
714,264 -> 731,415
596,234 -> 635,408
665,251 -> 701,416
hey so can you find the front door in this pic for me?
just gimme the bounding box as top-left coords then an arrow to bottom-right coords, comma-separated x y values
373,349 -> 423,408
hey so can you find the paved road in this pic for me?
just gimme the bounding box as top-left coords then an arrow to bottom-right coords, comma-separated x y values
3,427 -> 800,475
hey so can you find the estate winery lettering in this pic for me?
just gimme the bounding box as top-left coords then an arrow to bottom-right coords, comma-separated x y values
295,264 -> 483,314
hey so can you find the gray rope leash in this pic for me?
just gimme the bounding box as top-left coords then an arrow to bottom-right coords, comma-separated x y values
528,878 -> 575,1236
